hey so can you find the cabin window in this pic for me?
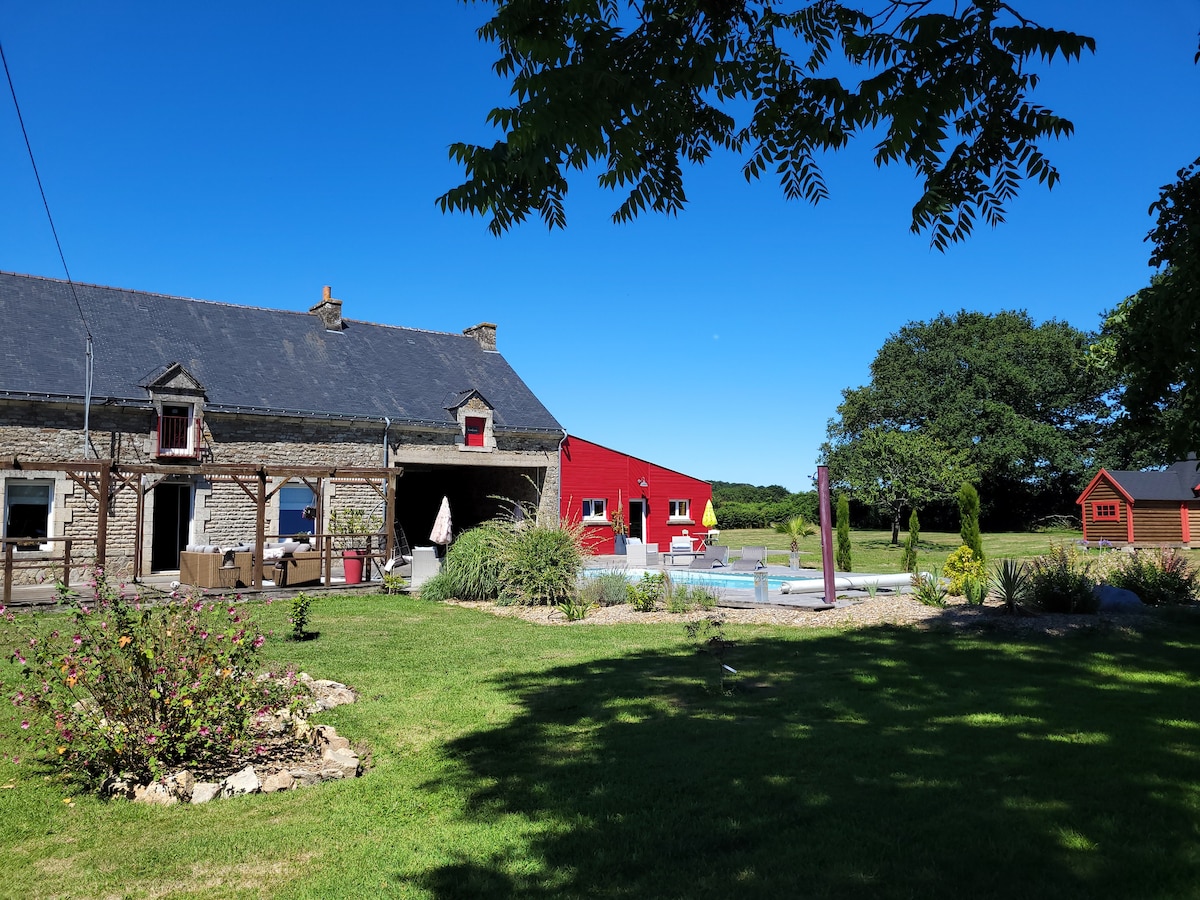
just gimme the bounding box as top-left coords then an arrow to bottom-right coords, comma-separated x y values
157,404 -> 199,457
464,416 -> 485,447
1092,501 -> 1119,522
4,480 -> 53,550
668,499 -> 692,523
581,499 -> 607,522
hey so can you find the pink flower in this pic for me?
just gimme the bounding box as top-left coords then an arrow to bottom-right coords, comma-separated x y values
145,735 -> 156,744
20,721 -> 29,730
198,726 -> 210,737
253,635 -> 265,649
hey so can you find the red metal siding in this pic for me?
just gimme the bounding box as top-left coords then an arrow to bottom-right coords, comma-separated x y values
559,436 -> 712,555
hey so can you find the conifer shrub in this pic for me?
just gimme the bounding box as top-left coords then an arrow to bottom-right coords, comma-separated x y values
901,509 -> 920,572
835,493 -> 852,571
958,483 -> 984,560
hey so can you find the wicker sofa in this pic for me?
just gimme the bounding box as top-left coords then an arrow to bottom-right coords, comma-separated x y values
270,551 -> 322,587
179,550 -> 253,589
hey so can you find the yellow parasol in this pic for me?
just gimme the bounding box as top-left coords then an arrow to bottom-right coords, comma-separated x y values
702,498 -> 718,529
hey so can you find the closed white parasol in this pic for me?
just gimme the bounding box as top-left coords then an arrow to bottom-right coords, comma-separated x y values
430,496 -> 453,545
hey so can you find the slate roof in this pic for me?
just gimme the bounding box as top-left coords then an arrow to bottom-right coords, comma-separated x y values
0,272 -> 562,433
1106,459 -> 1200,502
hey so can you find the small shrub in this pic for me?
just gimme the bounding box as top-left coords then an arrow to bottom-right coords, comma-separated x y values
628,572 -> 666,612
992,558 -> 1029,615
7,574 -> 299,786
942,545 -> 987,596
1027,545 -> 1098,614
290,591 -> 316,639
417,571 -> 458,603
1108,548 -> 1198,606
585,570 -> 632,606
963,577 -> 987,606
381,573 -> 407,595
911,572 -> 948,607
665,583 -> 717,613
555,596 -> 594,621
501,524 -> 585,605
441,523 -> 510,601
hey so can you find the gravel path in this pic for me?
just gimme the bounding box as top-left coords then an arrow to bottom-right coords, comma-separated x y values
446,595 -> 1177,635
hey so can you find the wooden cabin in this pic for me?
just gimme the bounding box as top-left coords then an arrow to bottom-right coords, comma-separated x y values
1076,459 -> 1200,547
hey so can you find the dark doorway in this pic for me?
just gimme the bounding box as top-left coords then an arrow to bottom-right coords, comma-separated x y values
152,482 -> 191,571
628,500 -> 645,541
394,465 -> 544,551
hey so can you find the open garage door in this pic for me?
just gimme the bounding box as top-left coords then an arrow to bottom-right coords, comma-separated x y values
395,464 -> 546,550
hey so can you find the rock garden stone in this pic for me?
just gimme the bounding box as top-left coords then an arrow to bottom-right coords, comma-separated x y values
115,673 -> 361,806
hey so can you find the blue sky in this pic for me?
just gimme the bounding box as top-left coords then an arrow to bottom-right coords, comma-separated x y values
1,2 -> 1197,492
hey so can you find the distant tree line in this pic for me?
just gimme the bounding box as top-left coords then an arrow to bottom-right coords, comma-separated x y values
710,482 -> 818,530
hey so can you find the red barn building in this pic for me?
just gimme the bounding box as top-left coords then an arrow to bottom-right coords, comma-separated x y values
559,436 -> 713,555
1076,458 -> 1200,547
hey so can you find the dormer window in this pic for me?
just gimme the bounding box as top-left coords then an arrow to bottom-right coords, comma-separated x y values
157,404 -> 200,458
447,389 -> 496,452
465,416 -> 485,447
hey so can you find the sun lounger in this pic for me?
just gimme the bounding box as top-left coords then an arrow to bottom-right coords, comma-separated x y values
730,546 -> 767,571
689,546 -> 729,569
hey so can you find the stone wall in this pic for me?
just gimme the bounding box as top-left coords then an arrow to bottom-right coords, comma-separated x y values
2,402 -> 562,579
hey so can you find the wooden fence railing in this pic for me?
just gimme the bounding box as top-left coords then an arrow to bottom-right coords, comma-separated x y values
2,536 -> 96,604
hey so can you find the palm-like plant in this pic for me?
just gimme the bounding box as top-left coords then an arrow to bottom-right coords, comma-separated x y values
992,558 -> 1029,615
775,515 -> 816,553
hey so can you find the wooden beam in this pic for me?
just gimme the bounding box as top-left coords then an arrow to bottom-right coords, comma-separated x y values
96,461 -> 110,568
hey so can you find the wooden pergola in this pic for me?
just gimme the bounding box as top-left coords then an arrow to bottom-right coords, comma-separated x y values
2,457 -> 399,589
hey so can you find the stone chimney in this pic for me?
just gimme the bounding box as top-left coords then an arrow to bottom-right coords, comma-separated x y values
463,322 -> 497,351
309,285 -> 344,331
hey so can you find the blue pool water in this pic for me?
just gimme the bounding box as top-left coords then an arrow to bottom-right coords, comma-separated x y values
582,567 -> 794,592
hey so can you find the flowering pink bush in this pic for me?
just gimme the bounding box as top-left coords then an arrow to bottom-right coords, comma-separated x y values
6,572 -> 300,785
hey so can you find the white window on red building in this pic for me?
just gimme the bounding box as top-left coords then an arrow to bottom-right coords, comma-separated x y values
582,499 -> 607,522
668,499 -> 691,522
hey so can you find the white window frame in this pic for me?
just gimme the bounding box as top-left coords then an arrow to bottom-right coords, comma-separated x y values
3,478 -> 54,551
668,499 -> 693,523
157,402 -> 198,458
581,498 -> 608,523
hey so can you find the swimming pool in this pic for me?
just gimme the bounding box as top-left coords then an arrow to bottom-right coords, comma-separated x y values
582,567 -> 791,592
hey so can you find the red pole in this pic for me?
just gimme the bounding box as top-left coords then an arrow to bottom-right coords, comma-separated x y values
818,466 -> 836,603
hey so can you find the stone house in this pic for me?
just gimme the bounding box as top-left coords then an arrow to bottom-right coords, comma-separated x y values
0,272 -> 564,586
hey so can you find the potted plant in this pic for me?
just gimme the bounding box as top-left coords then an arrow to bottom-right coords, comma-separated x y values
775,514 -> 816,570
329,507 -> 382,585
611,499 -> 628,555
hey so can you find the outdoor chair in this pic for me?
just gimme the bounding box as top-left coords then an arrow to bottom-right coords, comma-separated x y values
730,546 -> 767,571
689,545 -> 729,569
180,548 -> 253,589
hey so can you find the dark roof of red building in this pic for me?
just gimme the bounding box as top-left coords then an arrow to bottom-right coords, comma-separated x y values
1105,459 -> 1200,501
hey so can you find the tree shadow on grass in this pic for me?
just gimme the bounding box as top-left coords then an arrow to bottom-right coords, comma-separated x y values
412,620 -> 1200,899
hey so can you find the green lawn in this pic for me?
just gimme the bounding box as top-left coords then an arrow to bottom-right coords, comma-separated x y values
716,527 -> 1089,573
2,594 -> 1200,898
